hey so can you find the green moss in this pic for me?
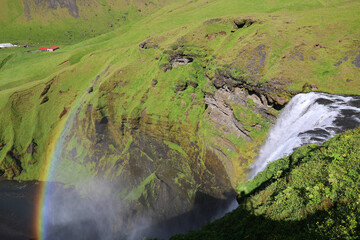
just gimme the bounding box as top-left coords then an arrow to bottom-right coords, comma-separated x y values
164,140 -> 188,159
125,173 -> 158,201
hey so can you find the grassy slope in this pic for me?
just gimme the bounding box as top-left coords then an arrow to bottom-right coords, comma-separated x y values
0,0 -> 174,44
0,0 -> 359,236
171,127 -> 360,240
0,0 -> 358,203
0,0 -> 359,179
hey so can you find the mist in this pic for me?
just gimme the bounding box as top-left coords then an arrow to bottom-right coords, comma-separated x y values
42,178 -> 151,240
41,178 -> 236,240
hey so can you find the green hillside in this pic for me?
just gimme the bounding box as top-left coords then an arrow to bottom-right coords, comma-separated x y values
0,0 -> 177,44
0,0 -> 359,235
171,127 -> 360,239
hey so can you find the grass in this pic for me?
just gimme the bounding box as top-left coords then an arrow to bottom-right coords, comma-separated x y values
171,128 -> 360,240
0,0 -> 359,232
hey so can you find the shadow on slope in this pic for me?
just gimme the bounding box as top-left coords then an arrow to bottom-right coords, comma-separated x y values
170,204 -> 331,240
139,190 -> 237,239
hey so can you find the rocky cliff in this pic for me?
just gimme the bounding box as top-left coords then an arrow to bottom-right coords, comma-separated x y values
0,0 -> 359,235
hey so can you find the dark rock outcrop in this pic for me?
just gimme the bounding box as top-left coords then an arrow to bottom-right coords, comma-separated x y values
246,44 -> 266,78
170,56 -> 194,67
27,0 -> 79,18
52,95 -> 236,234
352,50 -> 360,67
231,18 -> 256,32
0,150 -> 23,179
40,96 -> 49,104
139,40 -> 159,49
207,66 -> 291,108
205,89 -> 251,141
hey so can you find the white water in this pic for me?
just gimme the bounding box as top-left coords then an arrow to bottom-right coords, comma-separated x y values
249,92 -> 360,179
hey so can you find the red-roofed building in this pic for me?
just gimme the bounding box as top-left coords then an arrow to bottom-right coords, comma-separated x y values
39,46 -> 59,52
49,46 -> 59,51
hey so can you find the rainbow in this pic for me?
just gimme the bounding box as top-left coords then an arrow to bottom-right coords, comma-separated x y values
33,72 -> 104,239
34,106 -> 76,240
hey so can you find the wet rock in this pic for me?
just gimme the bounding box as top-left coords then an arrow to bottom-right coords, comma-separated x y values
315,98 -> 334,105
348,99 -> 360,107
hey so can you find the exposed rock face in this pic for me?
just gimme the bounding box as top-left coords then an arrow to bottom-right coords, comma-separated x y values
204,80 -> 277,181
231,18 -> 256,32
246,44 -> 266,78
139,40 -> 159,49
24,0 -> 79,18
205,89 -> 251,140
53,97 -> 236,232
171,56 -> 194,67
0,150 -> 23,179
352,50 -> 360,67
208,66 -> 291,109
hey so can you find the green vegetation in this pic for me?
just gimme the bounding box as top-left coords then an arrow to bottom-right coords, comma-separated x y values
0,0 -> 359,234
0,0 -> 175,45
171,128 -> 360,239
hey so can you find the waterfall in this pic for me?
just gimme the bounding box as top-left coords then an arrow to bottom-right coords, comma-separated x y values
249,92 -> 360,179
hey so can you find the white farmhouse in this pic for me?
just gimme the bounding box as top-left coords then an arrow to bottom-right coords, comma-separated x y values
0,43 -> 16,49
